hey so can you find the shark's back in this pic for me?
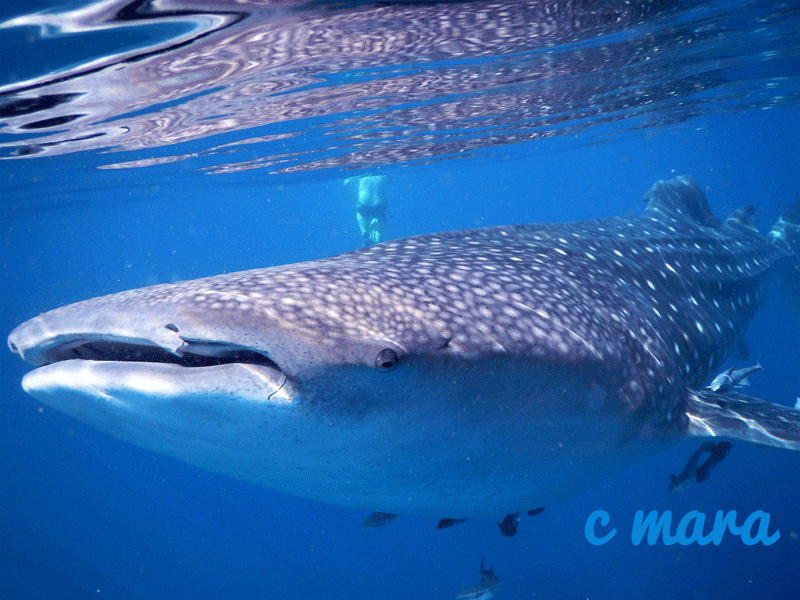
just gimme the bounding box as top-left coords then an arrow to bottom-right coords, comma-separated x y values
301,176 -> 791,423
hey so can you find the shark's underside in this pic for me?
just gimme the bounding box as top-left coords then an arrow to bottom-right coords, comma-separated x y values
7,176 -> 800,518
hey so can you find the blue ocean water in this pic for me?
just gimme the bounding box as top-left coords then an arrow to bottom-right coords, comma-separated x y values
1,1 -> 799,599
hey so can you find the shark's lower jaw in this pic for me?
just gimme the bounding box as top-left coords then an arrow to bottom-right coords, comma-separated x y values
22,359 -> 293,449
19,352 -> 671,518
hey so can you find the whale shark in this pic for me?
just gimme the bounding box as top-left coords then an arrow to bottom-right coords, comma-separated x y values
7,176 -> 800,520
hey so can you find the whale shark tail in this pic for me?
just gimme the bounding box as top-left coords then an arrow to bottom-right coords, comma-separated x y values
685,390 -> 800,451
768,200 -> 800,321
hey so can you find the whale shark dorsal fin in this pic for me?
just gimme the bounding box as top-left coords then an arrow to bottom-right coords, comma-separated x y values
642,175 -> 722,227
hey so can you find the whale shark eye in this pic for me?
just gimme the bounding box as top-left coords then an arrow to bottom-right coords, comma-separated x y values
375,348 -> 399,372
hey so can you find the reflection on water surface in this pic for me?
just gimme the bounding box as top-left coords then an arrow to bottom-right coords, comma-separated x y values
0,0 -> 798,174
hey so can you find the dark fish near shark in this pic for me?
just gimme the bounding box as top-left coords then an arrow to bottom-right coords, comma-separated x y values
668,441 -> 713,494
498,513 -> 521,537
7,176 -> 800,519
362,511 -> 398,528
668,440 -> 733,493
696,440 -> 733,483
707,362 -> 764,393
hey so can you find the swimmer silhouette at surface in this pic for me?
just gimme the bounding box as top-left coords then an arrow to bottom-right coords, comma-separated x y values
345,175 -> 388,246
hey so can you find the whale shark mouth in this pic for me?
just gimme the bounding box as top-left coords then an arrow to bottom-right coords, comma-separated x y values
31,336 -> 284,372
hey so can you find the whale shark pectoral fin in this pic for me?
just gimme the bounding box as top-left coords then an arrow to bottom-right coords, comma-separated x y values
685,389 -> 800,450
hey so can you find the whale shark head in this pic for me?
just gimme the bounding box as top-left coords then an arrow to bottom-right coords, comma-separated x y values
8,176 -> 800,518
9,235 -> 638,517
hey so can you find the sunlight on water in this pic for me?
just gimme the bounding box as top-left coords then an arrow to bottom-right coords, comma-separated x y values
1,0 -> 797,175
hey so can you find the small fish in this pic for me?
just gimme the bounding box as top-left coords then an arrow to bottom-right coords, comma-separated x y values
696,441 -> 733,483
437,518 -> 468,529
498,513 -> 520,537
668,442 -> 715,493
707,362 -> 764,393
668,441 -> 732,492
362,511 -> 398,527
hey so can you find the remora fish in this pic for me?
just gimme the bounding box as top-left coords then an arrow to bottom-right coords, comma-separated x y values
668,442 -> 714,494
7,176 -> 800,519
707,362 -> 763,393
667,440 -> 732,493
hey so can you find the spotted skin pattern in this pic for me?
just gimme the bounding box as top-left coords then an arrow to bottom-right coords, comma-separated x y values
7,176 -> 800,518
30,181 -> 780,395
9,177 -> 796,422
